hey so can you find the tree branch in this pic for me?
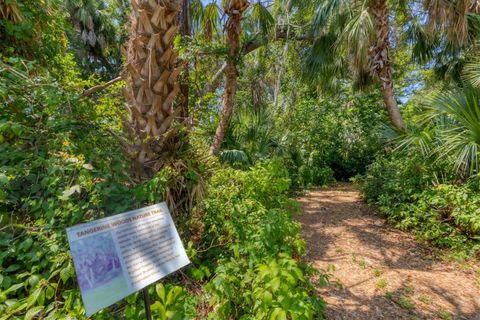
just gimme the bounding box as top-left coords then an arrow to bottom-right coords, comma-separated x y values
201,62 -> 227,96
200,31 -> 313,98
243,31 -> 313,55
80,76 -> 124,98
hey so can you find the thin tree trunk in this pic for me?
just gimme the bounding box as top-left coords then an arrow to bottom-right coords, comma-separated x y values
368,0 -> 405,130
210,61 -> 238,155
380,84 -> 405,130
209,0 -> 248,155
203,62 -> 227,96
179,0 -> 190,123
273,0 -> 293,108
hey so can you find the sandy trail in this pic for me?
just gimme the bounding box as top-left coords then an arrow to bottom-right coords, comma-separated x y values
297,183 -> 480,320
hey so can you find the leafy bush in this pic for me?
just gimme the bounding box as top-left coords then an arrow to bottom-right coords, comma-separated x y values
0,59 -> 324,318
0,58 -> 197,319
362,152 -> 430,204
363,153 -> 480,257
195,160 -> 325,319
297,151 -> 335,187
392,183 -> 480,254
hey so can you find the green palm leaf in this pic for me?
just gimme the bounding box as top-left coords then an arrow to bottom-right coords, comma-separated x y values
428,86 -> 480,176
250,2 -> 274,35
464,58 -> 480,88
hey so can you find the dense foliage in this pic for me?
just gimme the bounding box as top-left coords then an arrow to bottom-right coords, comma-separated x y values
1,0 -> 480,318
198,161 -> 324,318
363,152 -> 480,258
0,48 -> 323,320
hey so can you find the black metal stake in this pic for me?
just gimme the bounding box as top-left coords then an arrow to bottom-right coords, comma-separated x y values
143,286 -> 152,320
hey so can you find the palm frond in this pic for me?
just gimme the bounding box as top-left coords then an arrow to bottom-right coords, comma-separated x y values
250,2 -> 274,35
428,86 -> 480,176
339,8 -> 374,72
464,57 -> 480,88
312,0 -> 349,33
301,32 -> 347,90
190,0 -> 204,32
391,126 -> 435,157
219,149 -> 250,166
405,20 -> 439,64
202,3 -> 221,40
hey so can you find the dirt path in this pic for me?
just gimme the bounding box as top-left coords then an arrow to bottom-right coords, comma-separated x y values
297,183 -> 480,320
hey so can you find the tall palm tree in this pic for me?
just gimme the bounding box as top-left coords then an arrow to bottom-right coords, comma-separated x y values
209,0 -> 249,155
368,0 -> 405,129
124,0 -> 183,179
306,0 -> 405,130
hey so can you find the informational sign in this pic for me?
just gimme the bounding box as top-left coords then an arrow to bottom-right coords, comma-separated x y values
66,203 -> 190,316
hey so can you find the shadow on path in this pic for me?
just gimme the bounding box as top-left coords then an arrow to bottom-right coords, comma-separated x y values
297,183 -> 480,320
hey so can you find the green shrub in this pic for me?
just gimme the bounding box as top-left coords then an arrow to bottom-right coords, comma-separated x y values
298,165 -> 335,187
362,152 -> 430,204
0,59 -> 197,319
363,153 -> 480,257
196,160 -> 325,319
0,65 -> 324,320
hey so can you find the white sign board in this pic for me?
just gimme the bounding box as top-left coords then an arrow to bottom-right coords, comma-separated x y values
66,203 -> 190,316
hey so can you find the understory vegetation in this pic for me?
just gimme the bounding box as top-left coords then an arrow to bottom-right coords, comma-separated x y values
1,0 -> 479,319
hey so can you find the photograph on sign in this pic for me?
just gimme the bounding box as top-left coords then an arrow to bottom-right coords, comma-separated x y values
66,202 -> 190,316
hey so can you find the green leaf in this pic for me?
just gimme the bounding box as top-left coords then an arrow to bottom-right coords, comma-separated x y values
4,283 -> 23,294
262,291 -> 273,305
4,264 -> 21,272
10,123 -> 23,136
27,287 -> 43,308
25,306 -> 44,320
150,301 -> 166,319
269,277 -> 281,292
45,286 -> 55,299
19,238 -> 33,252
27,275 -> 40,287
166,286 -> 182,306
270,308 -> 287,320
0,173 -> 8,185
60,265 -> 72,284
61,185 -> 81,199
155,283 -> 166,303
82,163 -> 94,170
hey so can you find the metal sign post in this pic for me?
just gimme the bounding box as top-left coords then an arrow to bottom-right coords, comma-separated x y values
143,286 -> 152,320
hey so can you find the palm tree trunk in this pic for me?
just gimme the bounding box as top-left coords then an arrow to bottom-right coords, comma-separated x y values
368,0 -> 405,130
124,0 -> 182,179
209,0 -> 249,155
